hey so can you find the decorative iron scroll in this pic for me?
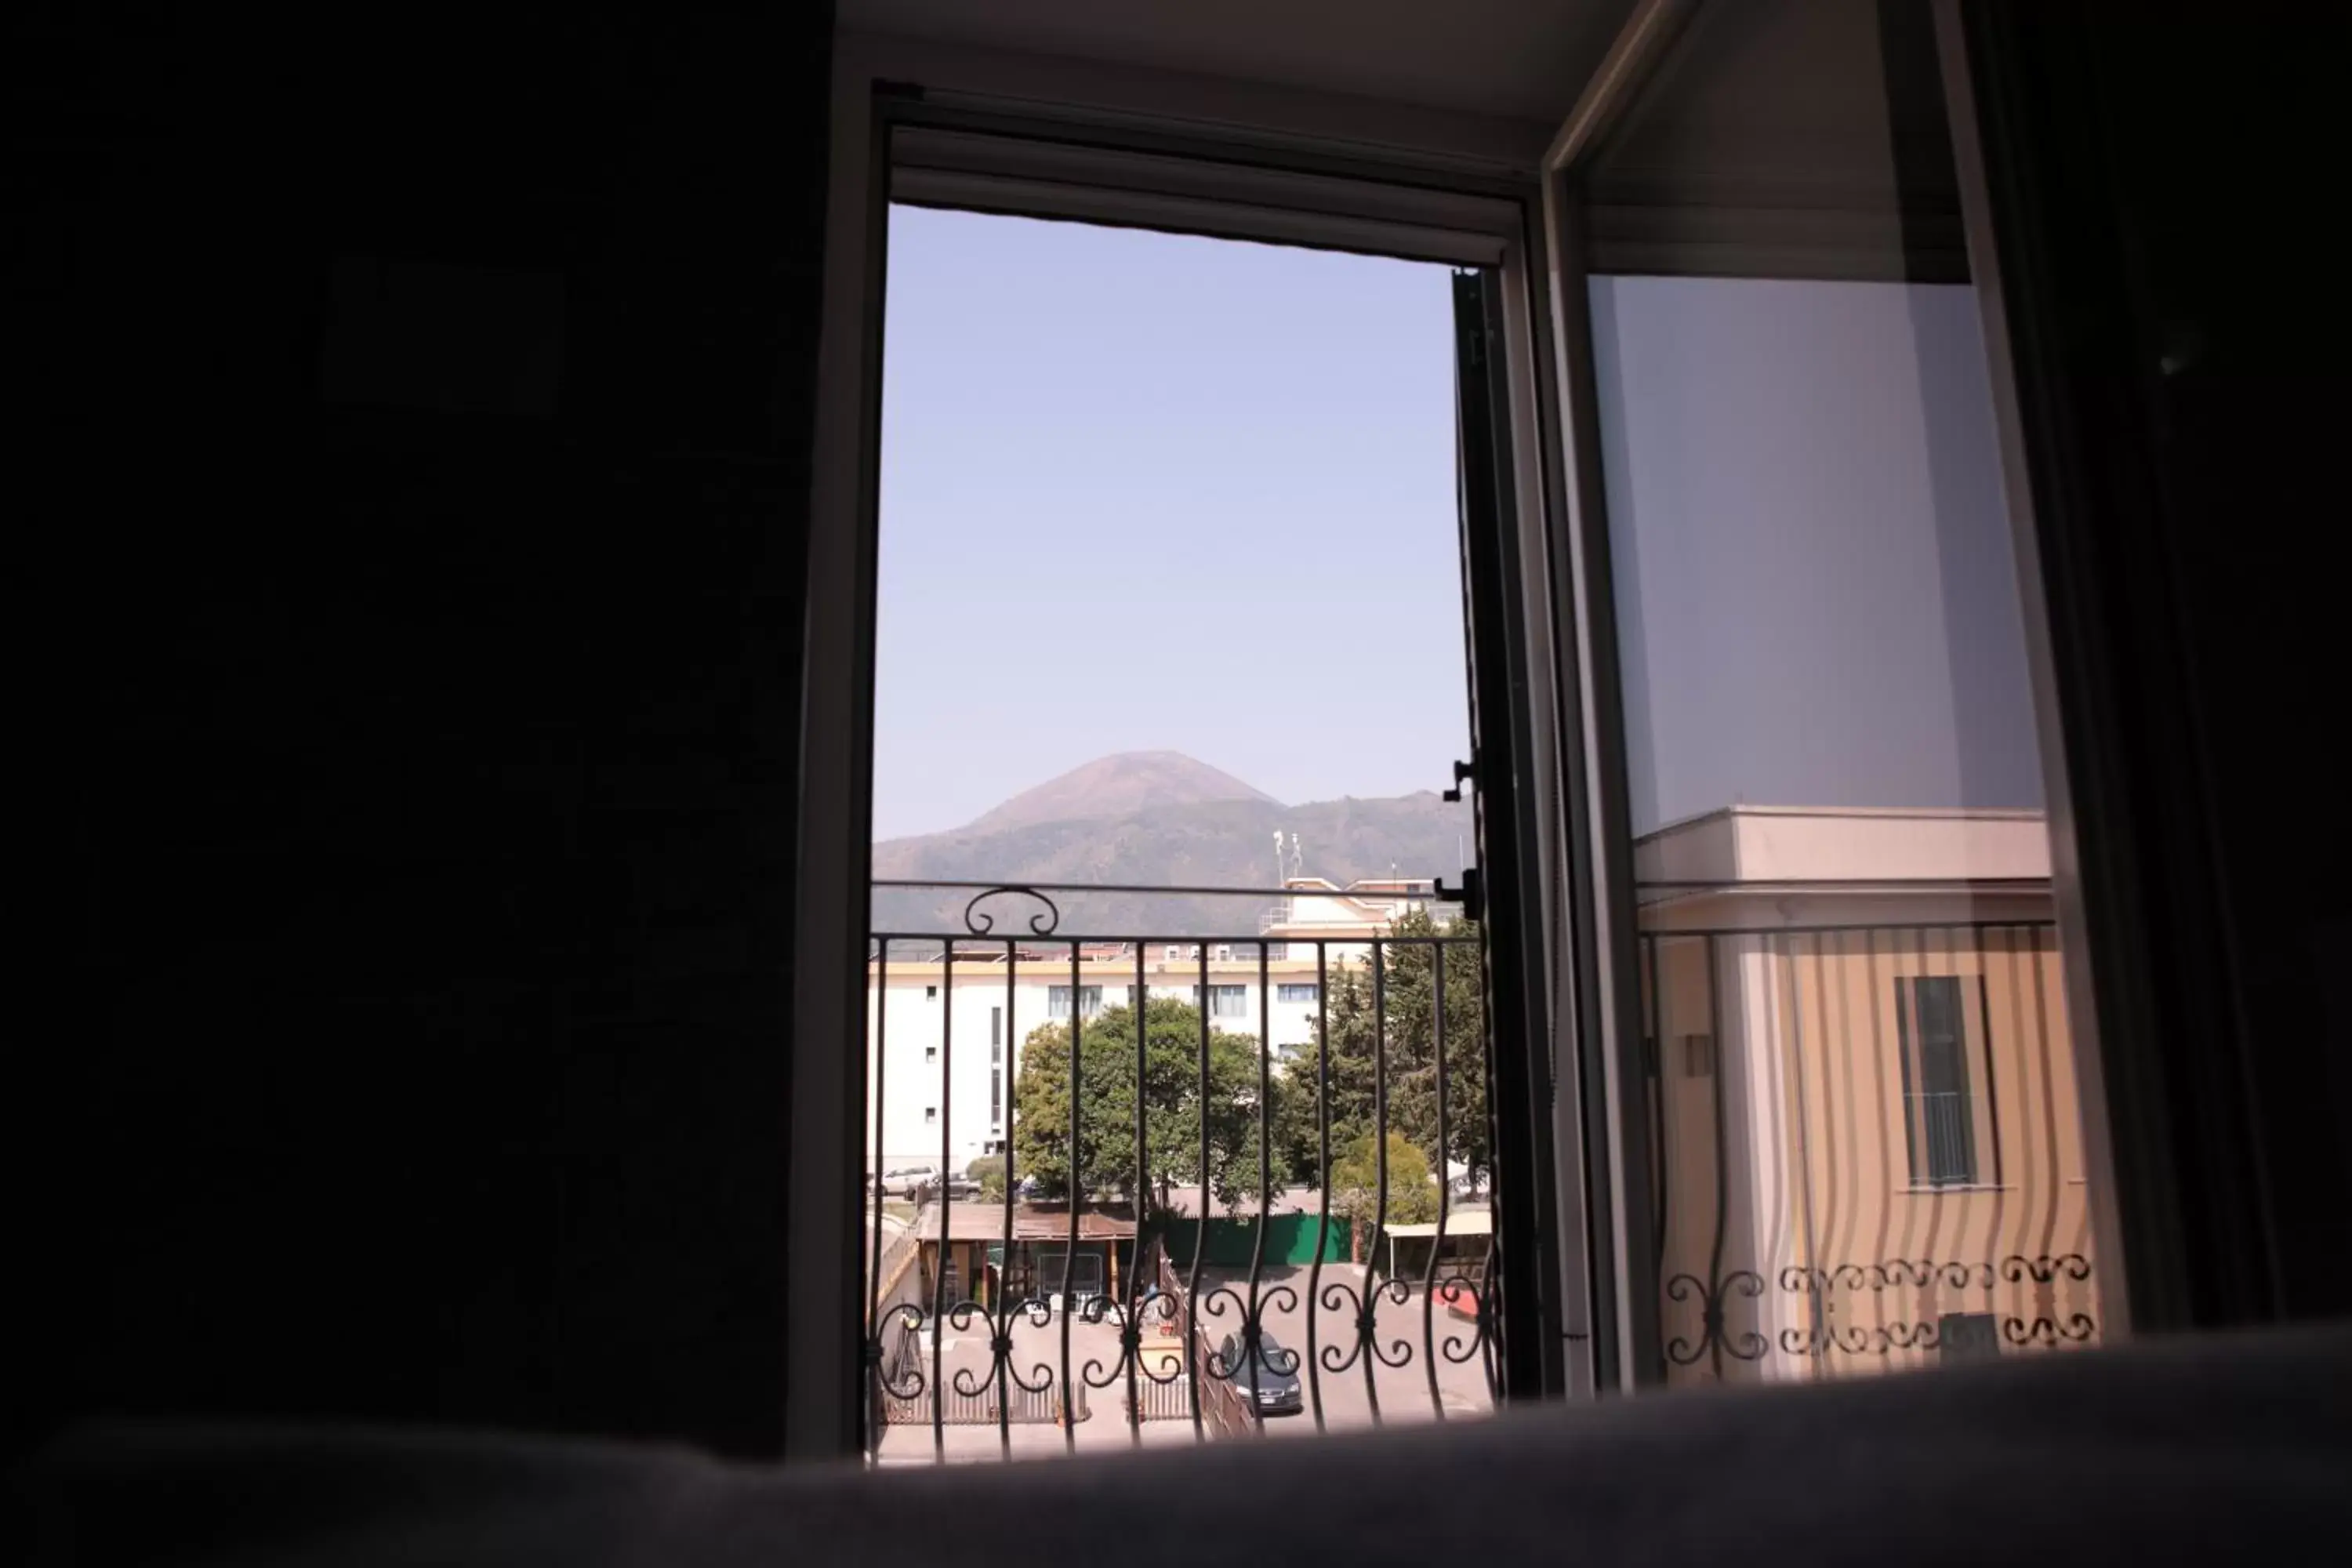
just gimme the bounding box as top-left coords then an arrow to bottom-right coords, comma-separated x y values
1664,1269 -> 1769,1366
1770,1254 -> 2099,1357
960,885 -> 1062,937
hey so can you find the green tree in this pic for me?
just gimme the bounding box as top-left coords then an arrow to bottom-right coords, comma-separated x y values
967,1154 -> 1005,1203
1293,911 -> 1490,1191
1011,996 -> 1285,1214
1327,1130 -> 1439,1262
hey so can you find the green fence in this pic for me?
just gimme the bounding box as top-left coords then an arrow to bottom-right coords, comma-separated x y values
1151,1212 -> 1351,1269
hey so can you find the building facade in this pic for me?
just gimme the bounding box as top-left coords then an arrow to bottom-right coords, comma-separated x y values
1639,808 -> 2102,1382
868,877 -> 1456,1178
866,949 -> 1330,1177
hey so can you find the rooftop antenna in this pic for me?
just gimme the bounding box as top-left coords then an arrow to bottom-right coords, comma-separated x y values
1288,832 -> 1303,880
1272,829 -> 1286,888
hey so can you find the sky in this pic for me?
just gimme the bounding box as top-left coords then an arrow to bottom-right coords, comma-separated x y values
872,206 -> 1472,841
870,205 -> 2047,848
1588,274 -> 2044,836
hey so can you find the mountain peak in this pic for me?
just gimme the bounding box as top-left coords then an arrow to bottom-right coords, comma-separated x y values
965,751 -> 1279,834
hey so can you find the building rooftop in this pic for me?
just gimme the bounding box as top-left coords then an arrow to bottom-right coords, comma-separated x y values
1629,806 -> 2056,932
1633,805 -> 2052,887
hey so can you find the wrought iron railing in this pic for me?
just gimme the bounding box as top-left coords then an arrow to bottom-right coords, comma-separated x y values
864,880 -> 1498,1461
1639,920 -> 2102,1381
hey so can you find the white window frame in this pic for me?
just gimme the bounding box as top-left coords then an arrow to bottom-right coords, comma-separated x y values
789,36 -> 1581,1453
1528,0 -> 2126,1388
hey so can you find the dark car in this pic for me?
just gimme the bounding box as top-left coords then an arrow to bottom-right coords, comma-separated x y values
1217,1330 -> 1305,1415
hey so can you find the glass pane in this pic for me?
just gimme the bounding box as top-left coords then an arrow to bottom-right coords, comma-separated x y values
1587,0 -> 2108,1384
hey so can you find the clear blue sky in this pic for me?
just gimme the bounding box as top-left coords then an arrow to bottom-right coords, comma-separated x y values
872,206 -> 1472,840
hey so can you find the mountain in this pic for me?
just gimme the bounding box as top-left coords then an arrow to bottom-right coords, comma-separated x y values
871,753 -> 1474,941
964,750 -> 1278,834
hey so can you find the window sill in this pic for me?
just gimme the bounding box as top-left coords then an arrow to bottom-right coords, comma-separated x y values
1896,1183 -> 2013,1195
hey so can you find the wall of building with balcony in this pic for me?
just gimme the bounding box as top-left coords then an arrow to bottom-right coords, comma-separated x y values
1638,808 -> 2102,1383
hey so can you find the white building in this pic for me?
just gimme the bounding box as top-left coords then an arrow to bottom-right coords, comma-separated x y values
866,877 -> 1464,1177
865,948 -> 1327,1177
1258,874 -> 1454,960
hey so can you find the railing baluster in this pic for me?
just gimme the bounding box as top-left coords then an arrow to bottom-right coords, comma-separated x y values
1187,945 -> 1210,1442
1786,934 -> 1823,1381
998,942 -> 1016,1461
1307,942 -> 1330,1432
1246,941 -> 1270,1430
1365,938 -> 1387,1426
1703,932 -> 1730,1381
1422,943 -> 1447,1420
868,939 -> 889,1460
1063,940 -> 1080,1454
934,941 -> 953,1461
1646,934 -> 1666,1295
1130,945 -> 1147,1445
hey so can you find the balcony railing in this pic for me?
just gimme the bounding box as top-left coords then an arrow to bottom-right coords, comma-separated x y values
865,880 -> 1496,1462
1636,920 -> 2102,1382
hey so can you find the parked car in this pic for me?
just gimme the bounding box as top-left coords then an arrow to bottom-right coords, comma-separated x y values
1217,1330 -> 1305,1415
873,1164 -> 939,1198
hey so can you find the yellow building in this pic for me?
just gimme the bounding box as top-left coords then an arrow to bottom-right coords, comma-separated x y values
1637,807 -> 2100,1382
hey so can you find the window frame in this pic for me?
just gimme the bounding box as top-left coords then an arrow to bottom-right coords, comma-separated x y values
1047,984 -> 1103,1020
793,52 -> 1584,1454
1893,973 -> 1998,1189
1197,982 -> 1250,1020
1534,0 -> 2126,1387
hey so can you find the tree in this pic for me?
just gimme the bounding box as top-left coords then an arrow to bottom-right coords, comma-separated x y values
1010,995 -> 1285,1214
967,1154 -> 1005,1203
1327,1131 -> 1439,1262
1294,910 -> 1491,1192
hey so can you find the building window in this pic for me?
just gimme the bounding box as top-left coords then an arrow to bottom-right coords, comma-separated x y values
1276,982 -> 1319,1004
1048,985 -> 1103,1019
1194,984 -> 1248,1018
924,1045 -> 938,1064
1896,975 -> 1983,1187
989,1004 -> 1004,1125
925,985 -> 938,1000
1163,945 -> 1181,960
924,1106 -> 937,1123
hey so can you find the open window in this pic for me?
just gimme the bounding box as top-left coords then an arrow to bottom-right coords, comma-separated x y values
795,93 -> 1592,1461
1542,0 -> 2120,1386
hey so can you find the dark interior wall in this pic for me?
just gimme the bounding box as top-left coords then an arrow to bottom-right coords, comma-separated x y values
17,5 -> 834,1457
1963,2 -> 2350,1330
